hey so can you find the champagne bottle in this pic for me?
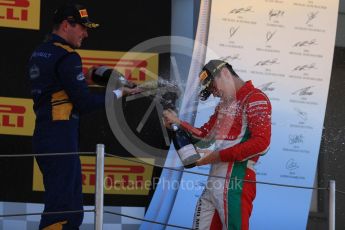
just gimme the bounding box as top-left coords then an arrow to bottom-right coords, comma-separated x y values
89,66 -> 136,88
172,126 -> 201,168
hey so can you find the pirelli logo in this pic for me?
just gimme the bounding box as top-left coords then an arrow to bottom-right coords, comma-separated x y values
0,0 -> 40,30
199,70 -> 208,82
33,156 -> 155,195
77,49 -> 159,84
0,97 -> 35,136
79,9 -> 88,18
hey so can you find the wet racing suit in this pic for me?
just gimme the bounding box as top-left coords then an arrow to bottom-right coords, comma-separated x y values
27,34 -> 105,229
181,81 -> 271,230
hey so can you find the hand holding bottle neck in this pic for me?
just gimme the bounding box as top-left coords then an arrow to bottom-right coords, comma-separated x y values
163,109 -> 181,126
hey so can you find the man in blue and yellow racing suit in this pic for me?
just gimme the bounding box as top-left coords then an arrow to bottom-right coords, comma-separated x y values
27,3 -> 139,229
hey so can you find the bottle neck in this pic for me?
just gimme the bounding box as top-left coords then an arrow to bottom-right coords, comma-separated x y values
171,123 -> 179,131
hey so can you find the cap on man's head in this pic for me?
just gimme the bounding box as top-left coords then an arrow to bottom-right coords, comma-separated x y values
53,3 -> 99,29
198,59 -> 230,100
199,60 -> 229,84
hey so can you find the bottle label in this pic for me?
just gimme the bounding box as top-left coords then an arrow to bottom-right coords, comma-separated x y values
177,144 -> 197,162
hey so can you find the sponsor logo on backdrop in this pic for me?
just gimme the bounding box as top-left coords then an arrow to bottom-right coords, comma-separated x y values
228,6 -> 253,15
0,0 -> 40,30
253,160 -> 267,176
306,11 -> 319,25
255,58 -> 279,66
229,26 -> 240,39
76,49 -> 159,84
265,0 -> 284,3
268,9 -> 285,21
258,82 -> 275,92
251,58 -> 285,77
258,82 -> 280,101
33,156 -> 155,195
290,108 -> 313,130
220,54 -> 247,73
282,134 -> 310,154
256,30 -> 280,53
289,134 -> 304,145
293,2 -> 327,9
266,8 -> 285,28
0,97 -> 35,136
293,2 -> 327,33
222,5 -> 256,24
285,158 -> 299,171
289,63 -> 322,81
220,54 -> 240,62
266,30 -> 276,43
290,40 -> 323,59
295,107 -> 308,121
290,86 -> 318,105
292,86 -> 314,96
293,39 -> 317,47
280,158 -> 305,180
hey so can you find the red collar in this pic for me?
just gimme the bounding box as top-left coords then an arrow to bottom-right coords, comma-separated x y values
236,80 -> 255,101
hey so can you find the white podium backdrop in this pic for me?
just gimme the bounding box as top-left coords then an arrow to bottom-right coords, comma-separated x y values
165,0 -> 339,229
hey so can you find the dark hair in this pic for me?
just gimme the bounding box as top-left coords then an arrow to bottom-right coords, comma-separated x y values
52,22 -> 61,31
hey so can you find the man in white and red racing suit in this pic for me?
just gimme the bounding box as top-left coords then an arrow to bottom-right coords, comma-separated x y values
163,60 -> 271,230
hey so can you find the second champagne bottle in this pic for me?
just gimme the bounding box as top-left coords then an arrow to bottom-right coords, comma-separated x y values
89,66 -> 136,88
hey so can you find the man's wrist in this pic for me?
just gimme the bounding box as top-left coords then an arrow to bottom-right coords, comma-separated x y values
197,151 -> 220,166
211,151 -> 221,163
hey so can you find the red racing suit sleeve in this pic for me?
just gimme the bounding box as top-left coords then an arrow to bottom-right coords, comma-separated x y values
219,92 -> 271,162
180,107 -> 219,138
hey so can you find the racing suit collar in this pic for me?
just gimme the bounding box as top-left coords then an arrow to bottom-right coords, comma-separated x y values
236,80 -> 254,101
50,33 -> 73,48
